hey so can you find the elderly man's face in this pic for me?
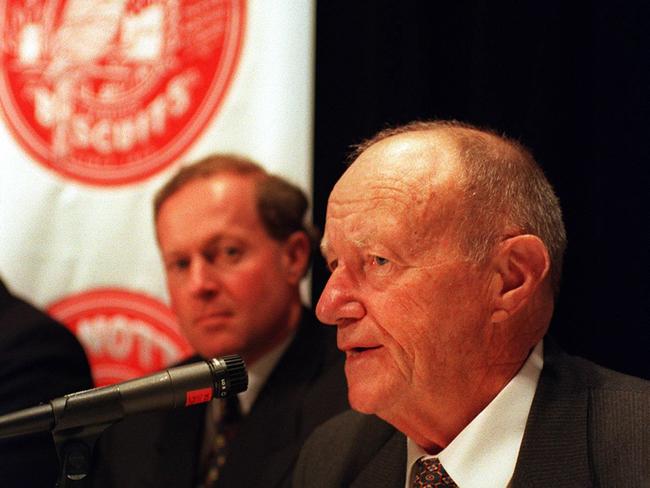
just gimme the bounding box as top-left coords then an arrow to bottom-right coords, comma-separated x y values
317,132 -> 496,421
156,173 -> 301,364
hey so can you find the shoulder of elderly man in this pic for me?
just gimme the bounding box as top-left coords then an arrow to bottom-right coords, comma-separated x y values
293,342 -> 650,487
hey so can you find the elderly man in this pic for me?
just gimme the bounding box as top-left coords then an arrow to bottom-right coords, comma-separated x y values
294,121 -> 650,487
92,155 -> 348,488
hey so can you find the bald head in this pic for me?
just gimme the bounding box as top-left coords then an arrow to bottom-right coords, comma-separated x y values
347,121 -> 566,295
343,129 -> 460,186
329,130 -> 467,262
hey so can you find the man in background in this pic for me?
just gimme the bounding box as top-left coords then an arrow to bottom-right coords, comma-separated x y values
0,278 -> 93,487
92,155 -> 348,488
294,121 -> 650,487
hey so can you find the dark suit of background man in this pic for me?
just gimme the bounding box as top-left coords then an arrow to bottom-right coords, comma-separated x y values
294,121 -> 650,487
91,155 -> 348,488
0,278 -> 93,488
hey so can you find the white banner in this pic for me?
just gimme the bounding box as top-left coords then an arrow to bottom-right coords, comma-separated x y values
0,0 -> 314,385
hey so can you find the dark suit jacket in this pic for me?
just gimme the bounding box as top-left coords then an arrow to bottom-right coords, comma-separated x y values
294,340 -> 650,487
0,280 -> 94,488
91,309 -> 349,488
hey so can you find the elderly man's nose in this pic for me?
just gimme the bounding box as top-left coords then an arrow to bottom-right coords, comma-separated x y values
316,268 -> 365,325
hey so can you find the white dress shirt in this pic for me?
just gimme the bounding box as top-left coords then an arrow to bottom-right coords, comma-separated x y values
405,341 -> 544,487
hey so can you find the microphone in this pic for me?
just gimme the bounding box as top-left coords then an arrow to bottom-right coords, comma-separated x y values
0,354 -> 247,439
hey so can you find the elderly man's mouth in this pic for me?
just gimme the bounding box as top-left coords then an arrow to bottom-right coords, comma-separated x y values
347,345 -> 382,356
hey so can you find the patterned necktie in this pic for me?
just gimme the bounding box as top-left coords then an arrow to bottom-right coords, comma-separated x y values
199,395 -> 242,488
412,457 -> 458,487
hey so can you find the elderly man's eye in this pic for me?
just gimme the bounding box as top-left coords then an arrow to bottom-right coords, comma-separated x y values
372,256 -> 390,266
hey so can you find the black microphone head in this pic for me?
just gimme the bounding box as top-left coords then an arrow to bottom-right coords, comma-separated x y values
212,354 -> 248,398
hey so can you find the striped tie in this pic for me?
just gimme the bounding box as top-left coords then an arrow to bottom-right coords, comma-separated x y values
199,395 -> 242,488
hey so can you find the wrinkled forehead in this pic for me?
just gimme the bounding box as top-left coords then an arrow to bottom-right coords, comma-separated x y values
340,130 -> 458,189
323,131 -> 464,253
332,131 -> 461,212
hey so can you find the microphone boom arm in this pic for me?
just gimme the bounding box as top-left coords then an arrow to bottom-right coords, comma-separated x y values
0,355 -> 247,487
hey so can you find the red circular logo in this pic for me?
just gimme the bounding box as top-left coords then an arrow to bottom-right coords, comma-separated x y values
0,0 -> 245,186
48,288 -> 194,386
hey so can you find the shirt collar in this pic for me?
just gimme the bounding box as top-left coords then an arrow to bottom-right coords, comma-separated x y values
406,340 -> 544,487
237,331 -> 295,414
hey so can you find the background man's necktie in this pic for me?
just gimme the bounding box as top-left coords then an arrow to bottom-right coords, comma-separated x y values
199,395 -> 242,488
412,457 -> 459,488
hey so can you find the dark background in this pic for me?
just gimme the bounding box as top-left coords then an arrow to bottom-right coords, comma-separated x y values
311,1 -> 649,379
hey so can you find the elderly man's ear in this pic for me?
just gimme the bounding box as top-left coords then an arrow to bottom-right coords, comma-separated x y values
489,235 -> 551,323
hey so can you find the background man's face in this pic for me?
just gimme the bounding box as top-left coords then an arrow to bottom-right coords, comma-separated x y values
317,132 -> 496,422
156,173 -> 297,363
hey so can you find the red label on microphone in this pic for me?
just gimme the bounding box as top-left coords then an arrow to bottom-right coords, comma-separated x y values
185,388 -> 213,406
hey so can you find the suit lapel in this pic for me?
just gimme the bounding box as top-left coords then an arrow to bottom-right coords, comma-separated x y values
222,380 -> 305,486
352,429 -> 406,488
511,342 -> 592,487
220,310 -> 334,487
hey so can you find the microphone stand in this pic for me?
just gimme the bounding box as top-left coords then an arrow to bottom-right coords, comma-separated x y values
48,388 -> 124,487
53,422 -> 113,487
0,355 -> 248,486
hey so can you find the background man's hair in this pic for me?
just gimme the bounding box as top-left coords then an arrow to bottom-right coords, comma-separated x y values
353,120 -> 567,295
154,154 -> 319,271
